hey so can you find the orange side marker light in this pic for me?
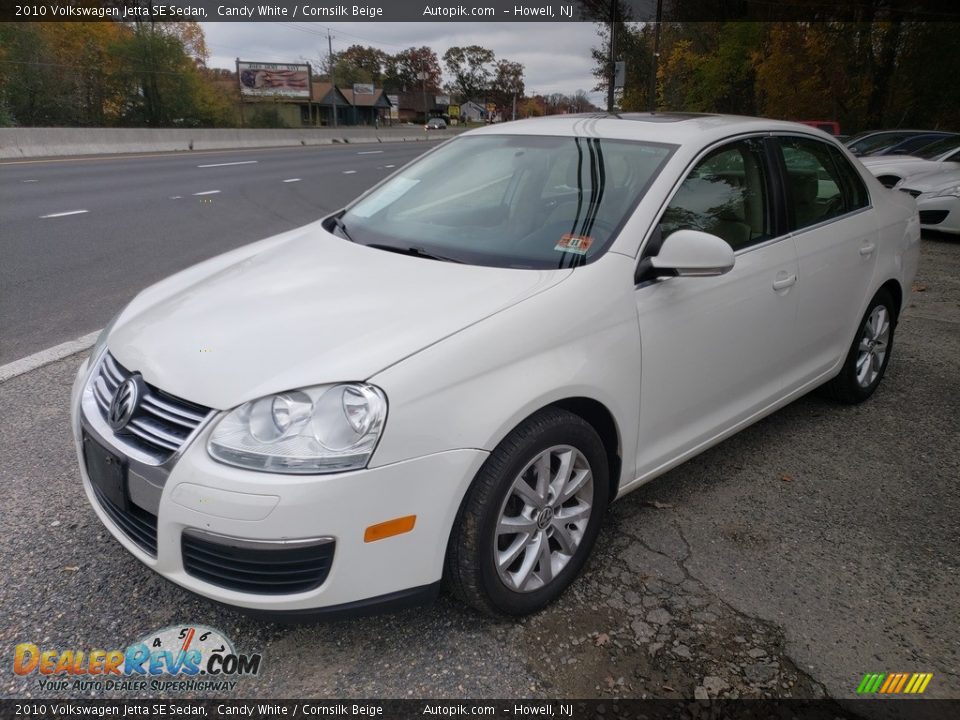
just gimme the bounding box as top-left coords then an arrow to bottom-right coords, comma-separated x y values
364,515 -> 416,543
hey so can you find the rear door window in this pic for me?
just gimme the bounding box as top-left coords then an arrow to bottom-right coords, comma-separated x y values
778,137 -> 863,231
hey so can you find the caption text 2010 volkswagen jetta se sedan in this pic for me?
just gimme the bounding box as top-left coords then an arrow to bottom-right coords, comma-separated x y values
71,113 -> 920,617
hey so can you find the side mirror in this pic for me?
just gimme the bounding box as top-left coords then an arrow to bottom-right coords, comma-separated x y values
642,229 -> 735,280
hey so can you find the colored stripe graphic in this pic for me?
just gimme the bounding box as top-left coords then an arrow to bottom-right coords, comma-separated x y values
857,672 -> 932,694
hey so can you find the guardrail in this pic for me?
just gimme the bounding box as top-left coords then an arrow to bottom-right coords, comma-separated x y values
0,126 -> 465,159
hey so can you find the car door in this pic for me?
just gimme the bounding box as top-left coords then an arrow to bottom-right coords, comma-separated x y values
775,135 -> 878,390
633,137 -> 799,480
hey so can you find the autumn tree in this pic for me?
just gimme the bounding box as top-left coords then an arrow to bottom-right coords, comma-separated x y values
383,46 -> 442,92
443,45 -> 495,101
489,60 -> 525,115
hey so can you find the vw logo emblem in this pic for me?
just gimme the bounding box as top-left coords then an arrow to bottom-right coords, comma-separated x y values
108,376 -> 141,431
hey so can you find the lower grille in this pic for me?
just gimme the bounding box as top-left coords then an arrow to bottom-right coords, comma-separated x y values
92,485 -> 158,556
181,532 -> 335,595
919,210 -> 949,225
900,188 -> 922,198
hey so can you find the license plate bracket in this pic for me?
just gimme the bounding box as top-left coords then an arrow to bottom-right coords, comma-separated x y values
82,431 -> 128,512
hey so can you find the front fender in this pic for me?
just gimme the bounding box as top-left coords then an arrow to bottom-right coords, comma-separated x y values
368,253 -> 642,491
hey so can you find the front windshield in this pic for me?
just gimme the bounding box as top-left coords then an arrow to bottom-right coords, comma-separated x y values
850,133 -> 912,155
339,134 -> 675,269
915,135 -> 960,159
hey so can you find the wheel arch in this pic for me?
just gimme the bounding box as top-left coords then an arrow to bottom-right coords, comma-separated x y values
548,397 -> 623,505
878,277 -> 904,320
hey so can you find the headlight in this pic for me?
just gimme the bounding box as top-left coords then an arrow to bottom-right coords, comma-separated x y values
208,383 -> 387,474
934,184 -> 960,198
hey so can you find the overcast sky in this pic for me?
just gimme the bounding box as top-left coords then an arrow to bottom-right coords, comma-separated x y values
201,22 -> 606,103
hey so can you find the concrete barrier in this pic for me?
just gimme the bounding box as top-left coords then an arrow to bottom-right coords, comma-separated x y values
0,126 -> 464,159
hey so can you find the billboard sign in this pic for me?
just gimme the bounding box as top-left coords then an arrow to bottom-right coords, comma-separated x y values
353,83 -> 375,95
387,94 -> 399,120
435,95 -> 451,106
238,62 -> 310,99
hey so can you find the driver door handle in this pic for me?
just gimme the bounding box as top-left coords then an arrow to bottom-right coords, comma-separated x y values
772,274 -> 797,291
860,242 -> 877,256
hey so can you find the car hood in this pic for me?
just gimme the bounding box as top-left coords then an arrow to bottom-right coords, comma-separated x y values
859,155 -> 933,172
897,169 -> 960,193
108,221 -> 570,409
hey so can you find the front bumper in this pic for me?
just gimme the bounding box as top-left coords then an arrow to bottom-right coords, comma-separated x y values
916,194 -> 960,234
70,356 -> 488,612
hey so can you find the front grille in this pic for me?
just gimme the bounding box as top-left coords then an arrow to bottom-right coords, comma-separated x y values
900,188 -> 922,198
919,210 -> 949,225
92,485 -> 158,556
91,353 -> 210,462
182,532 -> 335,595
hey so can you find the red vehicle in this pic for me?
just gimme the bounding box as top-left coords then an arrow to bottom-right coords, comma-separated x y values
795,120 -> 841,136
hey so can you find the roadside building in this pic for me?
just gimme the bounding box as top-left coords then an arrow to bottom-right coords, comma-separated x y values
340,88 -> 392,126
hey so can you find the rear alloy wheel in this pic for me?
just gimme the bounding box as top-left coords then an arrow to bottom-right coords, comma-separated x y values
445,408 -> 609,616
825,288 -> 897,403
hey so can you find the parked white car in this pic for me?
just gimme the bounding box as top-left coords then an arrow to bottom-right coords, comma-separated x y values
895,169 -> 960,234
860,136 -> 960,187
71,114 -> 920,617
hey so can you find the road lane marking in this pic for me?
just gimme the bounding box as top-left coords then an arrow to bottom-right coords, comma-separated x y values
385,164 -> 396,168
0,330 -> 101,383
343,170 -> 357,174
282,178 -> 301,183
193,190 -> 221,196
22,179 -> 39,183
358,150 -> 383,155
197,160 -> 259,168
170,195 -> 183,199
40,209 -> 88,218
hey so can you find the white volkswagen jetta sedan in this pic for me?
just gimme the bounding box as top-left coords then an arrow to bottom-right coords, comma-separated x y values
71,113 -> 920,617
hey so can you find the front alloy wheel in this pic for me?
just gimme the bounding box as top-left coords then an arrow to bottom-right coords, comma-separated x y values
445,408 -> 609,616
495,445 -> 594,593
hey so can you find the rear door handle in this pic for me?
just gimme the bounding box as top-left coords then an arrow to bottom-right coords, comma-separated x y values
772,274 -> 797,291
859,243 -> 877,256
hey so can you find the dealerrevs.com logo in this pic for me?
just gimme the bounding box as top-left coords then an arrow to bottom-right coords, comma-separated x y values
14,625 -> 262,693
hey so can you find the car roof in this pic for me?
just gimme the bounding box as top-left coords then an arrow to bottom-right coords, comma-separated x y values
464,112 -> 838,146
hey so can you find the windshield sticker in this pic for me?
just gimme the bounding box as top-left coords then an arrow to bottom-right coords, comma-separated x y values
350,176 -> 420,218
555,234 -> 594,255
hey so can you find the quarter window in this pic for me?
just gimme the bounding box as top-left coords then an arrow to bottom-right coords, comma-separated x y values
657,139 -> 771,251
779,136 -> 865,231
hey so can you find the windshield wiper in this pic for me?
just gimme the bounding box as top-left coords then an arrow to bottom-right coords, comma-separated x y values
330,215 -> 354,242
365,243 -> 462,263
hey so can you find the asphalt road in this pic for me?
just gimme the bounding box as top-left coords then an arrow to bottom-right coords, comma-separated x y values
0,141 -> 437,364
1,207 -> 957,708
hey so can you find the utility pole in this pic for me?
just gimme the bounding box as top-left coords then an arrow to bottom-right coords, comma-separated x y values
418,68 -> 428,124
606,0 -> 617,112
649,0 -> 663,112
328,30 -> 337,128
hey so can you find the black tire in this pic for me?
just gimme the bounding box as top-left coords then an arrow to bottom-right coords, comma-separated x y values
823,288 -> 897,404
444,408 -> 610,616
